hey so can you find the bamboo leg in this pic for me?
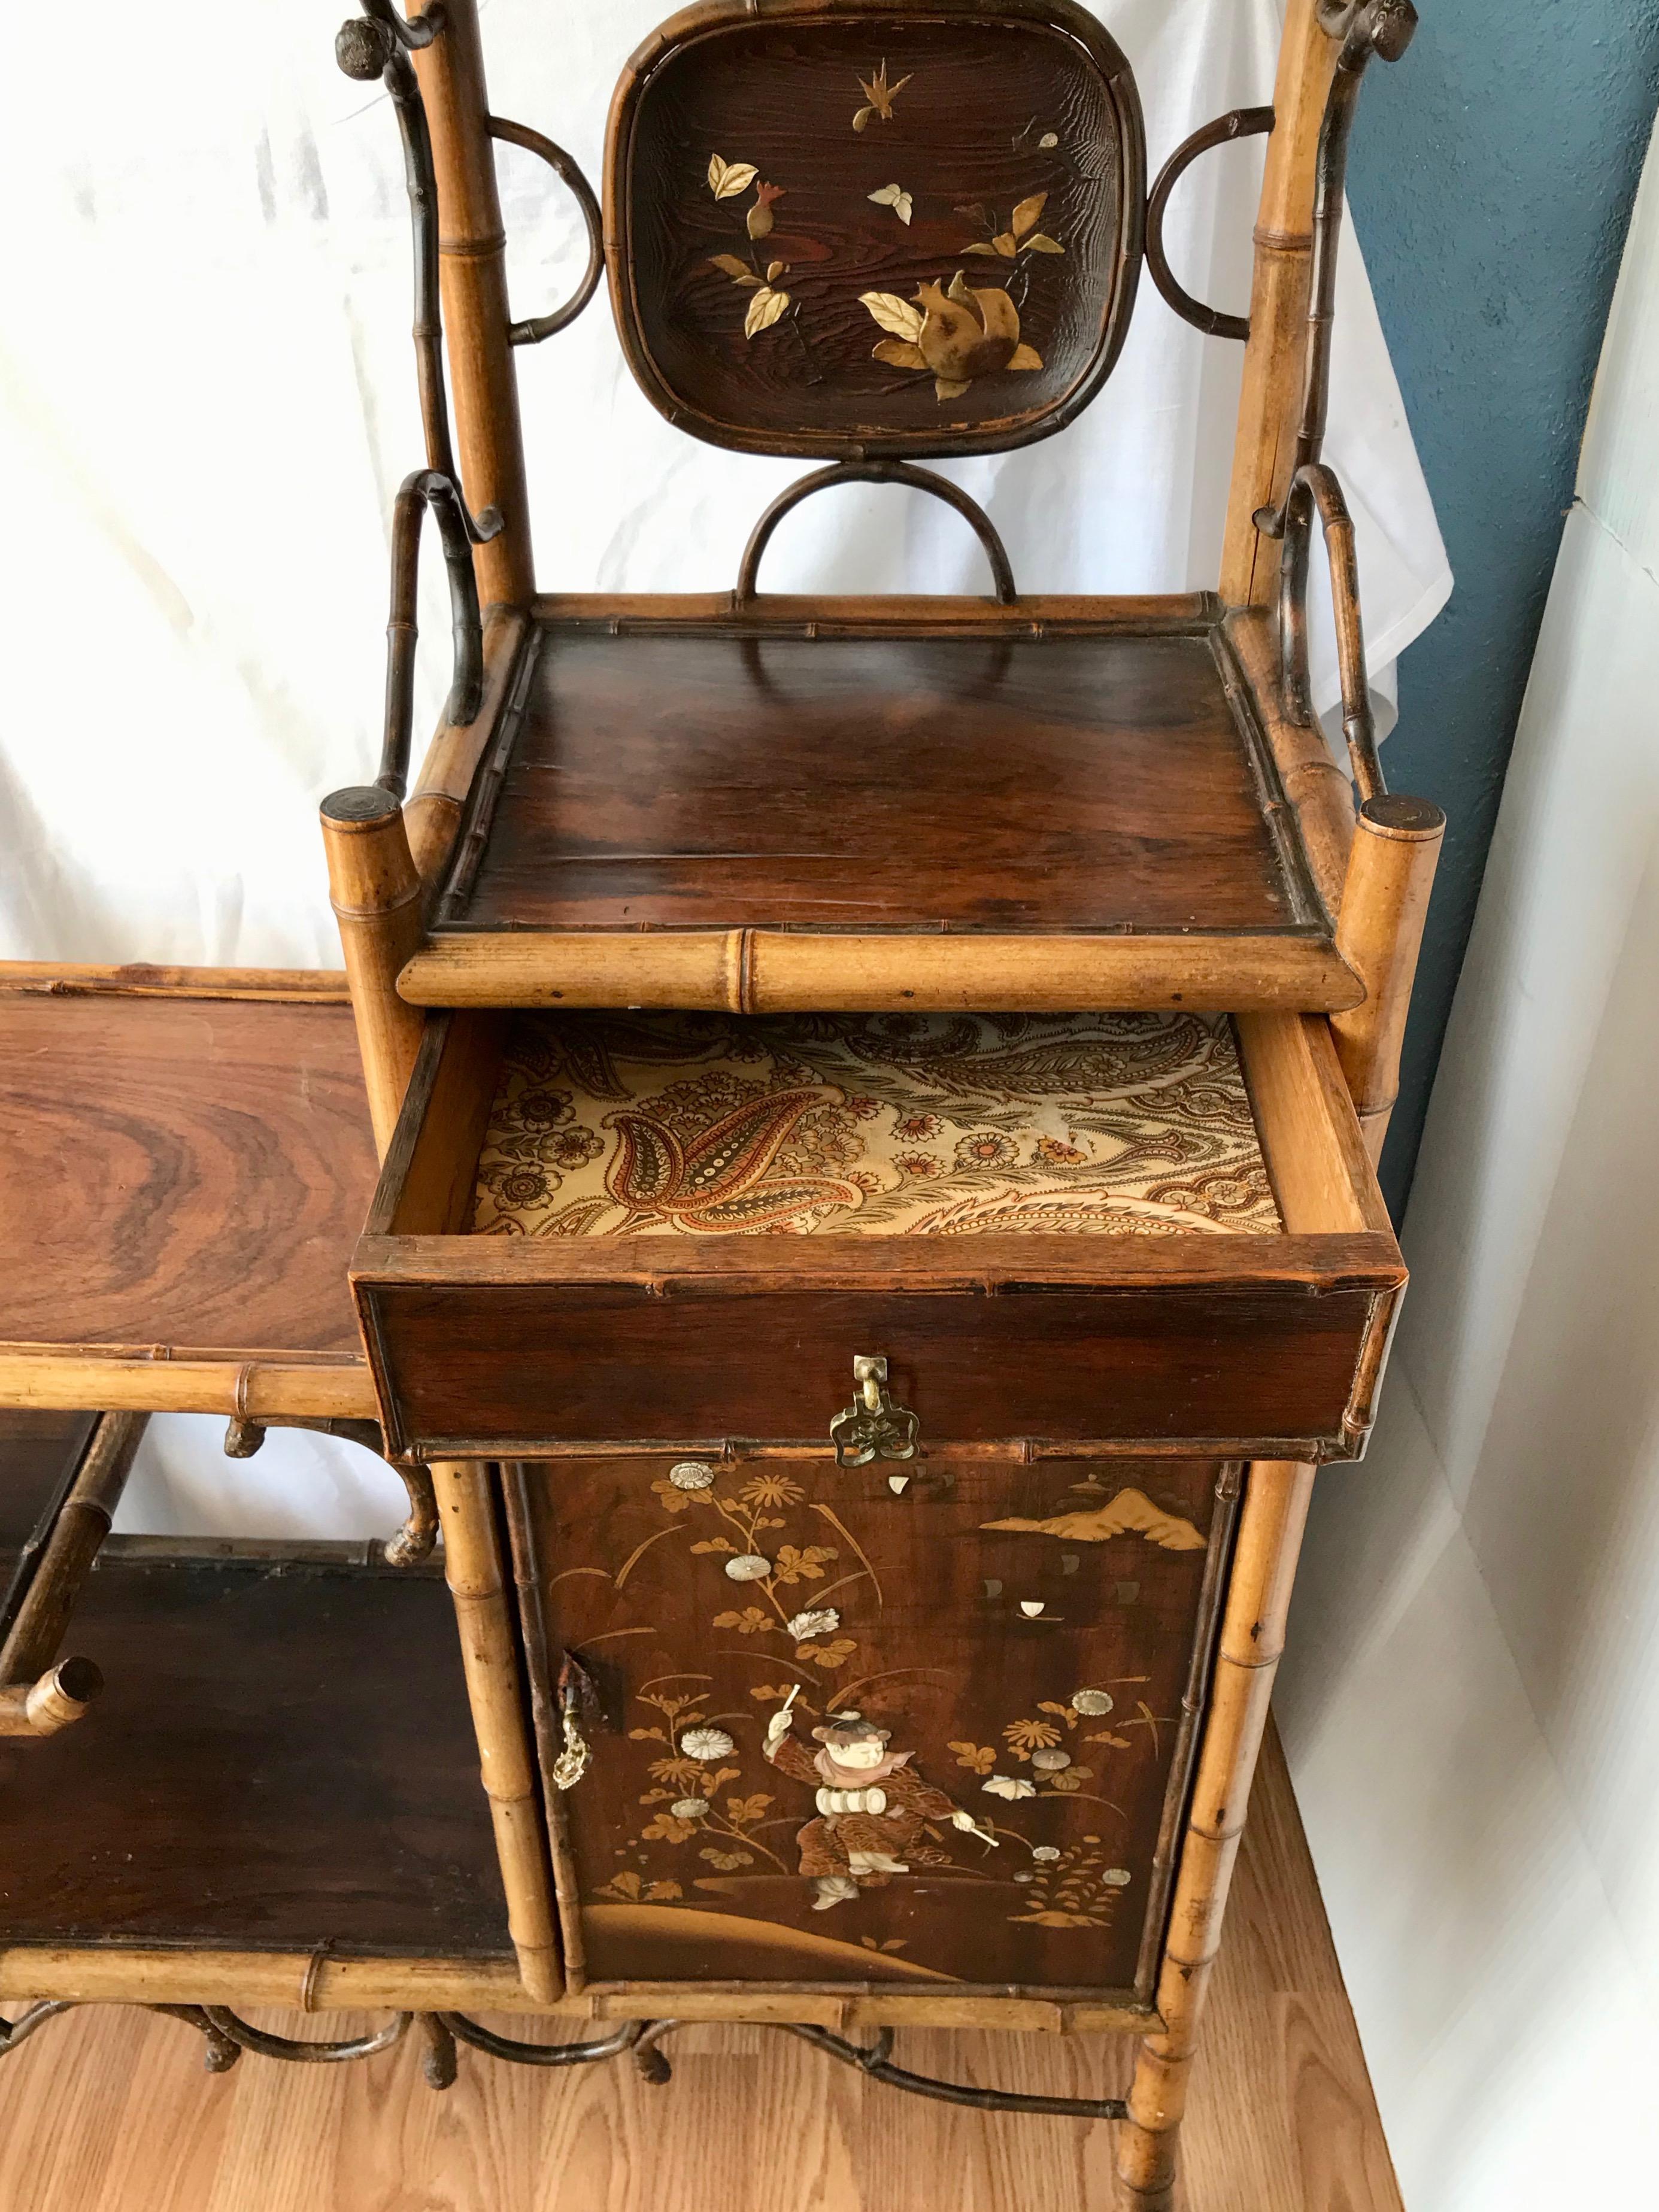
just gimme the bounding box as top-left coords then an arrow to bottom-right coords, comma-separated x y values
431,1460 -> 562,2005
319,788 -> 426,1159
1220,0 -> 1343,609
1114,1461 -> 1316,2211
409,0 -> 534,607
1332,794 -> 1446,1164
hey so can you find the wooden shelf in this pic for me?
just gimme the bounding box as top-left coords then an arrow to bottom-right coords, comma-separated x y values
402,597 -> 1361,1015
0,1444 -> 509,1962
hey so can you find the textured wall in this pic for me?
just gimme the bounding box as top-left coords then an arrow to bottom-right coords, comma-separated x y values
1346,1 -> 1659,1216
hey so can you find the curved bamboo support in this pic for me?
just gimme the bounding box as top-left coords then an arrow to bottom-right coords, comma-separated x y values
1332,794 -> 1446,1163
378,471 -> 486,802
320,788 -> 427,1160
1272,460 -> 1385,802
432,1460 -> 562,2004
1145,107 -> 1275,342
487,117 -> 605,345
736,460 -> 1018,607
1115,1460 -> 1317,2209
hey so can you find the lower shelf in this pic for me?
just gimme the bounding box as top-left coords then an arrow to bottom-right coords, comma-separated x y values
0,1524 -> 511,1964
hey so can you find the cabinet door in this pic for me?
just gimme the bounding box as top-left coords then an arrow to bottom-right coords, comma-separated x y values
523,1452 -> 1237,1999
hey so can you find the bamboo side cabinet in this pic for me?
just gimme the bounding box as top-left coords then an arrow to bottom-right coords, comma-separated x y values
0,5 -> 1442,2208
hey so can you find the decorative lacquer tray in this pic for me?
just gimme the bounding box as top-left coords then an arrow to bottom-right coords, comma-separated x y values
606,0 -> 1145,458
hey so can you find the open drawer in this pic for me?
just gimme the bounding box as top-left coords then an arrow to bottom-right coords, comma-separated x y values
353,1008 -> 1403,1465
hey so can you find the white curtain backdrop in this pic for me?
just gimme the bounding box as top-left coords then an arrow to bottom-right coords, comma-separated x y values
0,0 -> 1449,1534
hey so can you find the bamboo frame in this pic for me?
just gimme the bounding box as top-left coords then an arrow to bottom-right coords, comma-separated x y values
1332,794 -> 1446,1163
430,1460 -> 562,2005
1115,1460 -> 1317,2208
399,930 -> 1365,1017
0,1942 -> 1153,2035
408,0 -> 534,606
320,788 -> 429,1159
0,1413 -> 144,1737
1220,0 -> 1344,610
0,1353 -> 374,1423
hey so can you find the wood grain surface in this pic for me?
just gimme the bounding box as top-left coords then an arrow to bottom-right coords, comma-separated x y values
0,994 -> 378,1360
441,628 -> 1312,936
0,1724 -> 1402,2212
0,1547 -> 510,1957
607,3 -> 1141,459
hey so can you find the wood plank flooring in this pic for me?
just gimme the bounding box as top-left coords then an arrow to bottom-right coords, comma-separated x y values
0,1725 -> 1400,2212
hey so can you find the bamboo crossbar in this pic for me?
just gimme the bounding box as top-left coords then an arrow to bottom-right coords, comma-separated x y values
0,1354 -> 375,1423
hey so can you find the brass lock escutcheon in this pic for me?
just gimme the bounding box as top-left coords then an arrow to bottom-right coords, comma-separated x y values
830,1355 -> 920,1469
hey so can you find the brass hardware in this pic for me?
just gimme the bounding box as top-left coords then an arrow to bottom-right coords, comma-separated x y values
830,1355 -> 920,1469
551,1656 -> 595,1791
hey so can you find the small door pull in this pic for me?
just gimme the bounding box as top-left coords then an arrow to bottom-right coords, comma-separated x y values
830,1355 -> 920,1468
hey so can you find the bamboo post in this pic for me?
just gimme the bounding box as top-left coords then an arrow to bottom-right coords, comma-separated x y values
431,1460 -> 562,2005
1115,1461 -> 1317,2211
319,787 -> 427,1158
1331,794 -> 1446,1164
0,1412 -> 146,1737
1220,0 -> 1343,609
408,0 -> 535,606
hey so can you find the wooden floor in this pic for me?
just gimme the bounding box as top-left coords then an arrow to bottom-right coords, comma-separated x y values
0,1726 -> 1400,2212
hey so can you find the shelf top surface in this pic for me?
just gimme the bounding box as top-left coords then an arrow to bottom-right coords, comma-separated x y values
435,616 -> 1327,942
0,986 -> 376,1363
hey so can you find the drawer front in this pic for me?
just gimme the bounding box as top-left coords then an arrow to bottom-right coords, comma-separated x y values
522,1452 -> 1238,1999
359,1275 -> 1397,1461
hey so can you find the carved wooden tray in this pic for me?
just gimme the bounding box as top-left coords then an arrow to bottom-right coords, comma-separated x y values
606,0 -> 1145,458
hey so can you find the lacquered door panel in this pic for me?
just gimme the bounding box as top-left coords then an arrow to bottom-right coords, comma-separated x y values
524,1452 -> 1237,1998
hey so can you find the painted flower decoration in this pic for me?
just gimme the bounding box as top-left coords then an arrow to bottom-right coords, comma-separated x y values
1071,1689 -> 1115,1716
680,1727 -> 735,1761
725,1553 -> 772,1582
1030,1747 -> 1072,1772
669,1461 -> 717,1491
861,275 -> 1042,403
786,1607 -> 841,1642
670,1797 -> 712,1819
983,1774 -> 1038,1801
1032,1845 -> 1061,1862
1103,1868 -> 1133,1889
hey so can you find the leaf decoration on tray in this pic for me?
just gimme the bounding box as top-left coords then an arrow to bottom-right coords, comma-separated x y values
706,160 -> 794,339
868,183 -> 914,226
853,59 -> 911,132
706,153 -> 759,201
861,273 -> 1042,402
961,190 -> 1064,260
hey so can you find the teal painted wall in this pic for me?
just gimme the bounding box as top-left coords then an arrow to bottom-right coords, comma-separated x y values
1346,4 -> 1659,1217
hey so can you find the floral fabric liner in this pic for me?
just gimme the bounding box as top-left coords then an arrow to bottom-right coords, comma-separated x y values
470,1011 -> 1282,1240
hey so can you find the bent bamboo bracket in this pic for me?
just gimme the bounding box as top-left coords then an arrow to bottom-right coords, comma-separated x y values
0,1413 -> 146,1740
221,1414 -> 439,1567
